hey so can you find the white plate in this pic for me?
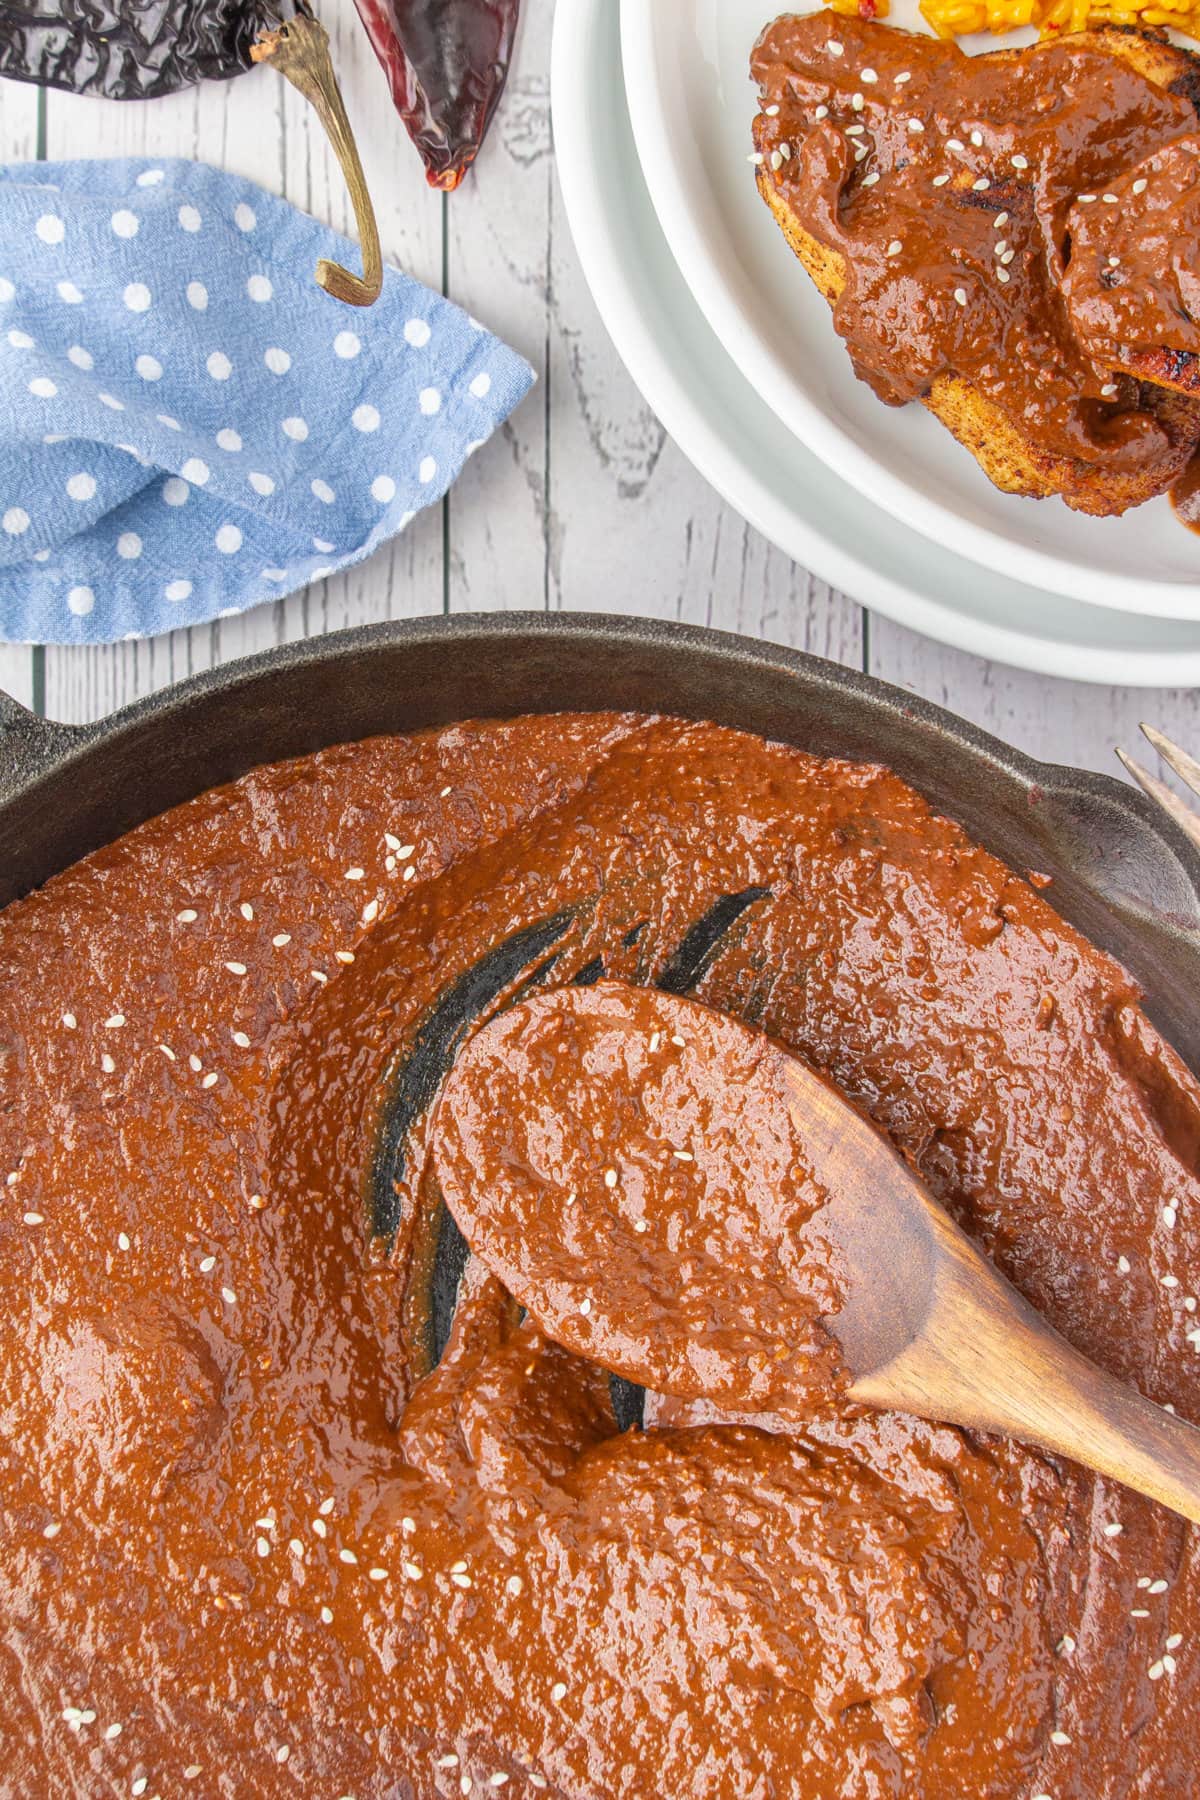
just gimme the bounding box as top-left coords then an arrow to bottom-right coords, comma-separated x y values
619,0 -> 1200,620
551,0 -> 1200,683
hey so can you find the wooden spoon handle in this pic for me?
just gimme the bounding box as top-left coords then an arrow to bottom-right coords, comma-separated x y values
852,1196 -> 1200,1524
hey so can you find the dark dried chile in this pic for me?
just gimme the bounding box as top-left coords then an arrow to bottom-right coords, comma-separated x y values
351,0 -> 521,190
0,0 -> 277,99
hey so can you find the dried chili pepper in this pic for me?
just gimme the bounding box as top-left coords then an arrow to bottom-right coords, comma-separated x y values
351,0 -> 521,191
0,0 -> 275,99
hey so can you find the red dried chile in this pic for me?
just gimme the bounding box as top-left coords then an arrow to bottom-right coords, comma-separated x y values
352,0 -> 521,190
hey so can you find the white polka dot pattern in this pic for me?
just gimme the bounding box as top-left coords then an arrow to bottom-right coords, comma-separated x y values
0,158 -> 532,640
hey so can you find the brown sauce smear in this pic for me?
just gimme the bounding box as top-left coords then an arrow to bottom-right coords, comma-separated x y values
751,14 -> 1200,482
3,711 -> 1200,1797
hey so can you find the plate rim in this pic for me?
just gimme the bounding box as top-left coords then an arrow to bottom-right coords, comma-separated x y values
618,0 -> 1200,621
549,0 -> 1200,685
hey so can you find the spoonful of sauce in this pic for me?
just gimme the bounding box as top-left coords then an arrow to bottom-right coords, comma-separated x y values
433,979 -> 1200,1524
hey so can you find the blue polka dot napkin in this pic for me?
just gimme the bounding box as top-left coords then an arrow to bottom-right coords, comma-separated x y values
0,158 -> 536,643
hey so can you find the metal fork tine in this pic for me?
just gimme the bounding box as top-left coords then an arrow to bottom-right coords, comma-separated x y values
1116,748 -> 1200,853
1140,723 -> 1200,804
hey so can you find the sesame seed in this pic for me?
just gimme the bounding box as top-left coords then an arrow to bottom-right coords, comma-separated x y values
996,268 -> 1010,283
770,150 -> 783,172
1149,1660 -> 1165,1680
1051,1731 -> 1071,1745
953,287 -> 967,306
1133,1608 -> 1151,1617
158,1044 -> 176,1060
1077,194 -> 1096,204
363,900 -> 380,923
1150,1579 -> 1170,1593
1167,1633 -> 1184,1650
401,1516 -> 416,1533
1108,255 -> 1120,268
240,903 -> 254,921
440,785 -> 452,798
828,38 -> 844,53
779,143 -> 791,160
176,909 -> 198,923
1057,1634 -> 1076,1654
369,1567 -> 388,1581
451,1561 -> 469,1573
117,1232 -> 130,1251
201,1072 -> 218,1089
101,1054 -> 116,1074
1164,1654 -> 1178,1674
276,1746 -> 290,1763
764,103 -> 780,116
312,1518 -> 327,1537
1104,1522 -> 1123,1538
551,1683 -> 567,1702
232,1030 -> 251,1049
312,970 -> 327,983
1164,1206 -> 1177,1227
133,1781 -> 148,1796
461,1781 -> 471,1798
1102,193 -> 1118,204
851,93 -> 864,112
345,867 -> 365,881
994,212 -> 1009,228
403,866 -> 416,883
256,1536 -> 271,1558
634,1219 -> 648,1233
490,1776 -> 509,1789
1012,154 -> 1028,169
289,1539 -> 304,1557
972,178 -> 990,192
932,173 -> 950,187
845,124 -> 865,137
579,1298 -> 592,1316
862,172 -> 880,186
224,962 -> 247,976
272,933 -> 291,947
339,1548 -> 357,1564
604,1168 -> 618,1188
861,66 -> 877,81
335,950 -> 355,964
22,1212 -> 43,1226
403,1561 -> 423,1580
815,105 -> 829,120
438,1756 -> 460,1770
946,138 -> 964,151
506,1575 -> 523,1597
1163,1275 -> 1180,1288
906,119 -> 923,134
184,1767 -> 201,1779
221,1286 -> 236,1305
43,1521 -> 61,1539
106,1725 -> 123,1740
970,130 -> 983,147
248,1193 -> 266,1210
1132,177 -> 1148,195
1119,1255 -> 1131,1273
674,1149 -> 694,1162
320,1606 -> 334,1622
104,1014 -> 125,1029
62,1012 -> 77,1030
189,1054 -> 202,1072
747,149 -> 764,167
994,240 -> 1008,257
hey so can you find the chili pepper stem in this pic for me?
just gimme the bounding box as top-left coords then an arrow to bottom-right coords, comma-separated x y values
251,8 -> 383,306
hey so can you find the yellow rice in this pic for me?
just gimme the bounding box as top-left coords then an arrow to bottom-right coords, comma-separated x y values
827,0 -> 1200,45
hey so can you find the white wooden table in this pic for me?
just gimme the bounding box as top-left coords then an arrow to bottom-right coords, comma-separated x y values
2,0 -> 1198,793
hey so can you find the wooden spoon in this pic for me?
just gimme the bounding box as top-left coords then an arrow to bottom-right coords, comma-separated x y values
433,979 -> 1200,1526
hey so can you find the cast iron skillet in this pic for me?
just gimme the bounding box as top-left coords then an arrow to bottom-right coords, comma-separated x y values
3,611 -> 1200,1076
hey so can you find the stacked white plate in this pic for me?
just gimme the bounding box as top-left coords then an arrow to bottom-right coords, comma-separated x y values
551,0 -> 1200,683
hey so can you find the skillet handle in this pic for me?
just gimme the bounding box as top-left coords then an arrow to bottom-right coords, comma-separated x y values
0,690 -> 79,802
